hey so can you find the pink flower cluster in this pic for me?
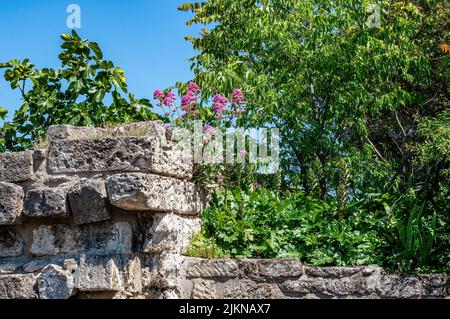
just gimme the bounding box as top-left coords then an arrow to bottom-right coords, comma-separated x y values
153,82 -> 247,125
153,90 -> 176,107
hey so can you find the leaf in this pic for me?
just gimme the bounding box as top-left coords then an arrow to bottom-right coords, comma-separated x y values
88,42 -> 104,60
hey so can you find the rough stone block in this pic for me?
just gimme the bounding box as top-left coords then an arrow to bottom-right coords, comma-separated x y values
68,180 -> 111,225
24,187 -> 70,218
30,225 -> 86,256
75,255 -> 123,292
241,259 -> 303,280
281,276 -> 367,296
124,257 -> 142,294
23,260 -> 49,273
143,213 -> 201,254
108,173 -> 205,215
48,138 -> 192,179
0,261 -> 22,274
0,182 -> 24,225
0,274 -> 38,299
86,222 -> 132,254
186,259 -> 240,278
222,279 -> 283,299
377,275 -> 423,298
303,266 -> 363,278
420,274 -> 448,297
38,264 -> 76,299
47,122 -> 192,179
0,228 -> 24,257
0,151 -> 33,182
191,279 -> 217,299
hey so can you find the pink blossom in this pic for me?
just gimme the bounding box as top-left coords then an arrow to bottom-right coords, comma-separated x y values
192,110 -> 200,116
188,82 -> 201,93
232,89 -> 245,105
239,149 -> 247,157
213,94 -> 228,113
153,89 -> 164,99
181,90 -> 198,111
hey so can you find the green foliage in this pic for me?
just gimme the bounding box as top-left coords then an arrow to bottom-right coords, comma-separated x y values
0,30 -> 159,151
181,0 -> 449,272
187,186 -> 448,272
188,187 -> 389,266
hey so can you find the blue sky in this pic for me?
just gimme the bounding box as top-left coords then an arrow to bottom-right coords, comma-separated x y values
0,0 -> 202,120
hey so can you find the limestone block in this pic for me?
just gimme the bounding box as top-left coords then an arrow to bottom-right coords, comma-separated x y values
0,274 -> 38,299
124,257 -> 142,294
303,266 -> 363,278
0,228 -> 24,257
241,259 -> 303,280
24,187 -> 70,218
86,222 -> 133,254
0,151 -> 33,182
23,260 -> 49,273
420,274 -> 448,297
108,173 -> 205,215
75,255 -> 123,292
280,276 -> 368,296
142,213 -> 201,254
377,275 -> 423,298
30,225 -> 86,256
0,182 -> 24,225
222,279 -> 283,299
185,259 -> 240,278
68,179 -> 111,225
38,264 -> 76,299
191,279 -> 217,299
47,122 -> 192,179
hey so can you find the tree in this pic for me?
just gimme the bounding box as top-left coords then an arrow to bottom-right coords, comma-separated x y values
0,30 -> 159,151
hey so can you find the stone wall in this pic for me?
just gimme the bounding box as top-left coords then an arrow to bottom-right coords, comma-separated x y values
0,121 -> 205,299
182,259 -> 449,299
0,121 -> 448,299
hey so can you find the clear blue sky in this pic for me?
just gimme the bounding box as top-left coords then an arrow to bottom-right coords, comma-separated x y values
0,0 -> 202,120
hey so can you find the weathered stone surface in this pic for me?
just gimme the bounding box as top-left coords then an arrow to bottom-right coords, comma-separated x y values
68,179 -> 111,225
186,259 -> 240,278
0,261 -> 22,274
303,266 -> 362,278
124,257 -> 142,294
377,275 -> 423,298
420,274 -> 448,297
76,255 -> 123,292
47,122 -> 192,179
38,264 -> 76,299
241,259 -> 303,279
23,260 -> 49,273
0,274 -> 38,299
108,173 -> 205,215
24,187 -> 70,218
143,213 -> 201,254
30,225 -> 85,256
47,122 -> 165,141
0,228 -> 24,257
222,279 -> 283,299
86,222 -> 132,254
0,182 -> 24,225
191,279 -> 217,299
281,276 -> 367,296
0,151 -> 33,182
